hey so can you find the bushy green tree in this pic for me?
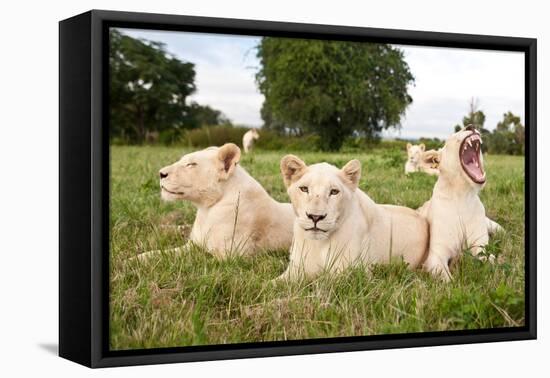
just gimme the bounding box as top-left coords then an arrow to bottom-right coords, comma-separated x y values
463,109 -> 486,131
486,111 -> 525,155
256,38 -> 414,150
110,29 -> 197,143
260,101 -> 302,136
456,98 -> 489,134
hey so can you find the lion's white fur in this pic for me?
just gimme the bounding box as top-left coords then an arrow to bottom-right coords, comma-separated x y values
418,128 -> 502,281
142,143 -> 294,259
405,143 -> 440,175
242,129 -> 260,154
277,156 -> 429,280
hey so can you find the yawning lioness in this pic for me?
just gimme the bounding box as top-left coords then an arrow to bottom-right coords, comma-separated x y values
418,125 -> 503,280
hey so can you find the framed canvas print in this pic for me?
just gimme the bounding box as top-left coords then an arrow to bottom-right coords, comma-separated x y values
59,10 -> 537,368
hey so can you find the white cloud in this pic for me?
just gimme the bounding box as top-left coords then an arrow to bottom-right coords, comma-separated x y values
390,45 -> 525,139
117,29 -> 525,139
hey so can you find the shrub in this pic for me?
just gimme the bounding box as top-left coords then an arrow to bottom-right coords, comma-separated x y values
182,125 -> 324,152
158,129 -> 183,145
381,148 -> 404,168
182,125 -> 248,147
418,137 -> 444,150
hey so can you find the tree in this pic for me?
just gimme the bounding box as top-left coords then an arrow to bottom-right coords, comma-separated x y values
488,111 -> 525,155
260,101 -> 303,136
187,102 -> 232,127
109,29 -> 197,142
255,38 -> 414,150
454,98 -> 491,152
460,97 -> 489,133
496,111 -> 523,133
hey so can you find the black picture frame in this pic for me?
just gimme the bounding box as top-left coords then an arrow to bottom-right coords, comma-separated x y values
59,9 -> 537,368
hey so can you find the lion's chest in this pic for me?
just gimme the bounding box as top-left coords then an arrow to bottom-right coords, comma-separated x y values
190,206 -> 245,252
290,222 -> 369,274
429,195 -> 486,247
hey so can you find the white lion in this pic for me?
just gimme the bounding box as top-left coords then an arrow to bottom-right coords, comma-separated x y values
276,155 -> 429,281
242,129 -> 260,154
138,143 -> 294,260
405,143 -> 440,175
418,125 -> 503,281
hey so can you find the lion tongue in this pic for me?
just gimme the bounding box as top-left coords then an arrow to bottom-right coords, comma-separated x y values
462,141 -> 484,182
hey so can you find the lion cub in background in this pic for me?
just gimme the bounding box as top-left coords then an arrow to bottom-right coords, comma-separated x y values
276,155 -> 429,281
405,143 -> 440,176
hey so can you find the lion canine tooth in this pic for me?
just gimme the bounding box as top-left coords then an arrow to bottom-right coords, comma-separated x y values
467,139 -> 473,147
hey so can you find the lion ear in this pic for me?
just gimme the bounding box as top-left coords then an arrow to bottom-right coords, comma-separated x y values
422,149 -> 441,169
406,143 -> 412,152
280,155 -> 307,187
419,143 -> 426,152
218,143 -> 241,180
340,159 -> 361,189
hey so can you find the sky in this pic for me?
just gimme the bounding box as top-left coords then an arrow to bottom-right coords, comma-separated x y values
118,28 -> 524,140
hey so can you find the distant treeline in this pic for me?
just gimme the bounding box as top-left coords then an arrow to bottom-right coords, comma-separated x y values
113,124 -> 439,153
113,123 -> 522,156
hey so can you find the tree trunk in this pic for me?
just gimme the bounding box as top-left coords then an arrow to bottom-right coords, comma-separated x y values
318,118 -> 346,151
136,107 -> 146,143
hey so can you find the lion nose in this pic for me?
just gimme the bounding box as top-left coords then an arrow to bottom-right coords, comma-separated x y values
464,124 -> 475,131
159,170 -> 169,179
307,213 -> 327,224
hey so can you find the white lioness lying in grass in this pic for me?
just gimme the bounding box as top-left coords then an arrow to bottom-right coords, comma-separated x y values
418,125 -> 503,281
276,155 -> 429,281
138,143 -> 294,260
405,143 -> 440,175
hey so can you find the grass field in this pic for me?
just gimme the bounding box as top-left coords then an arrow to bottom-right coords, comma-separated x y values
109,145 -> 525,350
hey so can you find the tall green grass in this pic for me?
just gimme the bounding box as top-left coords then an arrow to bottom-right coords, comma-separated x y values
109,146 -> 525,350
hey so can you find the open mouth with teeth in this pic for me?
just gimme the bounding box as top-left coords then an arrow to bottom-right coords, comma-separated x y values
460,132 -> 486,184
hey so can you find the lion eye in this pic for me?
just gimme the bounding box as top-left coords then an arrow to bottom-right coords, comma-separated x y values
299,186 -> 309,193
330,189 -> 340,196
186,162 -> 197,167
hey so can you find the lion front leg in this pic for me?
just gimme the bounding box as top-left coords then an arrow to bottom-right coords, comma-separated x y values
272,267 -> 295,283
423,250 -> 452,282
422,221 -> 458,281
471,245 -> 496,264
131,241 -> 190,262
486,217 -> 503,236
271,266 -> 305,284
466,224 -> 493,263
271,260 -> 313,283
272,252 -> 322,283
469,242 -> 495,264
